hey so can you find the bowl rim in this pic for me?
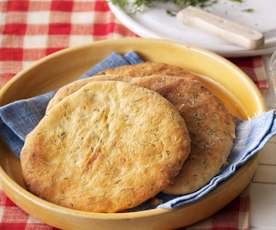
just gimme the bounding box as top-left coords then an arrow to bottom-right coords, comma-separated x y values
0,38 -> 266,219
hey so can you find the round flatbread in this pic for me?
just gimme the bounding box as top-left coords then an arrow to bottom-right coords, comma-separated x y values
98,62 -> 196,79
47,68 -> 235,194
135,76 -> 235,194
97,63 -> 236,194
46,62 -> 197,112
21,81 -> 190,212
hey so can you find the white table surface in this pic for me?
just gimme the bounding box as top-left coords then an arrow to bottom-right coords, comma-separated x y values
250,55 -> 276,230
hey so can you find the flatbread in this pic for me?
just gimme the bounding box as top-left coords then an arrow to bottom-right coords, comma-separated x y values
21,81 -> 190,212
97,63 -> 235,194
47,69 -> 235,194
136,76 -> 235,194
47,62 -> 197,112
98,62 -> 196,79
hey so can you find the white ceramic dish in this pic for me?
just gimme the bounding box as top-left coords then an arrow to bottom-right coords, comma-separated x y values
109,0 -> 276,57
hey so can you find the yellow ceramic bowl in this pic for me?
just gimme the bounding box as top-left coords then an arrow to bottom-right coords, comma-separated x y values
0,38 -> 266,229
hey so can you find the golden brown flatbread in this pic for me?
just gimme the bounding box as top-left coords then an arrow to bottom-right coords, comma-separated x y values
47,62 -> 196,112
46,64 -> 235,194
97,63 -> 235,194
98,62 -> 196,79
136,76 -> 235,194
21,81 -> 190,212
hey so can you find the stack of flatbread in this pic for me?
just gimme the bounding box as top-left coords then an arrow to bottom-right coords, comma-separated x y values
20,63 -> 235,213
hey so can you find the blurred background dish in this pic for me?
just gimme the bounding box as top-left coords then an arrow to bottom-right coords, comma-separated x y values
109,0 -> 276,57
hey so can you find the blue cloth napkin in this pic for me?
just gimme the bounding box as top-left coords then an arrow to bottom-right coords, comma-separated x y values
0,51 -> 275,210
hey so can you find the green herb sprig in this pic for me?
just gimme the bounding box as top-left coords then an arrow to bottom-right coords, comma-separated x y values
110,0 -> 254,15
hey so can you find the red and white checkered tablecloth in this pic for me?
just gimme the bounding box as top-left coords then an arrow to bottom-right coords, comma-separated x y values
0,0 -> 268,229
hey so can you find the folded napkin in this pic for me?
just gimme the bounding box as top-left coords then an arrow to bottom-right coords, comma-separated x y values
0,52 -> 275,210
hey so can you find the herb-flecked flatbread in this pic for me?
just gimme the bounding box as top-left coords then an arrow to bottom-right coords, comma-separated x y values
21,81 -> 190,212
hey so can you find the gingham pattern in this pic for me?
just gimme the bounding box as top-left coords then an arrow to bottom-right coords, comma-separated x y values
230,57 -> 268,89
0,0 -> 268,89
0,0 -> 265,229
0,0 -> 136,87
0,189 -> 249,230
